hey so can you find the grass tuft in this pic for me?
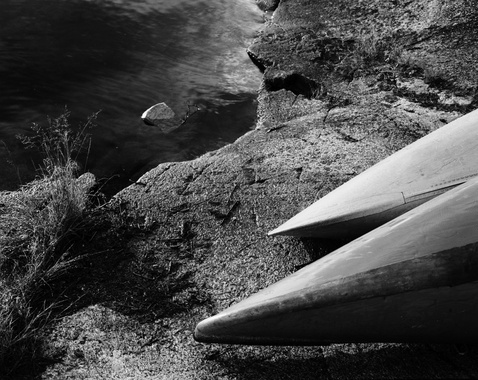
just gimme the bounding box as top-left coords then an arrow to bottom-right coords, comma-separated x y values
0,109 -> 98,374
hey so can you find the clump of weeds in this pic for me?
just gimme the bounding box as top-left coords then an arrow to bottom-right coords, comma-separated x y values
0,108 -> 100,376
335,27 -> 404,81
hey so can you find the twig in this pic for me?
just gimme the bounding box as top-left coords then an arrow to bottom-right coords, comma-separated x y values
336,129 -> 364,142
227,183 -> 240,204
220,201 -> 240,225
266,123 -> 287,133
237,237 -> 261,254
179,104 -> 201,126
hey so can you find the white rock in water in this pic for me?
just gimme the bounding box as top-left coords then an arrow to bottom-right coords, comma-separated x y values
141,102 -> 175,125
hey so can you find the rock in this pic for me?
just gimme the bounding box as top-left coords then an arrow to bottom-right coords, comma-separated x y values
255,0 -> 280,12
76,172 -> 96,194
141,102 -> 175,125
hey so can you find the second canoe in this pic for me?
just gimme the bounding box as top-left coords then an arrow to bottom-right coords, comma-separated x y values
269,109 -> 478,238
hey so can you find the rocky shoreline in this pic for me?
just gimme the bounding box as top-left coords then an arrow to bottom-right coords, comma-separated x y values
40,1 -> 478,378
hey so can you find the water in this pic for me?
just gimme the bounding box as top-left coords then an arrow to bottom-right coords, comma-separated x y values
0,0 -> 263,195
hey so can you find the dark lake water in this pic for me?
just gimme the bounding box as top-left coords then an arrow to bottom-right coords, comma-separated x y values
0,0 -> 263,195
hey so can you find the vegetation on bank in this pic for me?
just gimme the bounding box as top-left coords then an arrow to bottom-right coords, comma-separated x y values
308,26 -> 478,113
0,110 -> 98,375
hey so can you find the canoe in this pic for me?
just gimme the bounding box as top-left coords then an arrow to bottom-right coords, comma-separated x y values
195,177 -> 478,344
269,109 -> 478,238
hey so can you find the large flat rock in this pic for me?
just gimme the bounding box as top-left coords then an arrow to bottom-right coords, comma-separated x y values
42,0 -> 478,378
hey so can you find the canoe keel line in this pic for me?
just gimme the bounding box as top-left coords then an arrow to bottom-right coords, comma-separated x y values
268,180 -> 468,239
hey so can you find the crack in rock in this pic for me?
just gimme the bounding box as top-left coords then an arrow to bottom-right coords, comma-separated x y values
265,71 -> 320,98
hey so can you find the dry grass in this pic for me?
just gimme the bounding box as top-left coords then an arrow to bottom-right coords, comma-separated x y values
335,27 -> 403,80
0,110 -> 98,374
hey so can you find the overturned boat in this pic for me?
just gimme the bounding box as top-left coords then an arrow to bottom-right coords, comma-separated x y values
269,109 -> 478,238
195,177 -> 478,344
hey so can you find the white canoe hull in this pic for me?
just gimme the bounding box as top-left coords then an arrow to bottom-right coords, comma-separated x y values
269,109 -> 478,238
196,177 -> 478,344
